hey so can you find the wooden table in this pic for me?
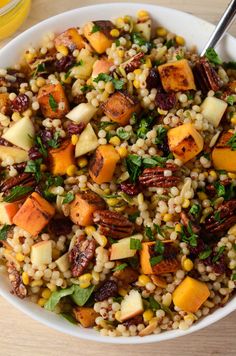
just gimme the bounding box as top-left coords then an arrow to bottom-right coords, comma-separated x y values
1,1 -> 236,355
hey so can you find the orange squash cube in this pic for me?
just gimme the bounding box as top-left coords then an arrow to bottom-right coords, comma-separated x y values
73,307 -> 98,328
37,83 -> 69,119
13,192 -> 55,236
49,140 -> 75,176
83,21 -> 115,54
54,28 -> 85,51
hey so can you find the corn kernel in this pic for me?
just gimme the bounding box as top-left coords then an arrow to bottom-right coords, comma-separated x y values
115,311 -> 122,322
157,108 -> 168,115
182,199 -> 190,209
107,198 -> 119,207
184,313 -> 196,322
209,170 -> 217,180
77,157 -> 88,168
228,172 -> 236,179
231,116 -> 236,125
71,134 -> 79,145
47,283 -> 57,292
143,309 -> 154,322
92,231 -> 107,247
24,51 -> 37,64
80,282 -> 91,289
117,146 -> 128,158
175,223 -> 182,233
38,298 -> 46,307
110,29 -> 120,37
175,35 -> 185,46
133,80 -> 140,89
198,192 -> 207,200
134,69 -> 142,75
31,280 -> 43,287
79,273 -> 92,284
57,45 -> 69,56
144,58 -> 152,68
116,17 -> 124,25
118,288 -> 128,297
85,226 -> 96,235
40,164 -> 47,172
183,258 -> 194,272
16,253 -> 24,262
52,248 -> 60,260
156,27 -> 167,37
137,10 -> 149,19
109,136 -> 121,146
92,270 -> 100,282
42,288 -> 52,299
118,50 -> 124,58
114,205 -> 126,213
22,272 -> 29,285
138,274 -> 151,286
163,213 -> 172,222
103,188 -> 110,194
66,164 -> 77,176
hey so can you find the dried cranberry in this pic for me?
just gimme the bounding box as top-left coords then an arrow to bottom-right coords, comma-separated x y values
155,92 -> 176,111
12,162 -> 27,173
189,239 -> 206,257
28,147 -> 43,160
48,218 -> 72,236
94,280 -> 118,301
0,138 -> 12,147
158,139 -> 170,156
11,94 -> 30,113
55,55 -> 75,72
120,182 -> 140,196
39,129 -> 53,145
67,122 -> 85,136
72,94 -> 86,105
123,315 -> 143,327
203,255 -> 227,275
146,68 -> 162,90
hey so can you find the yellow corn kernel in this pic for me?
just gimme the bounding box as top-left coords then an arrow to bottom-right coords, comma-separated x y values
38,298 -> 46,307
52,248 -> 60,260
80,282 -> 91,289
182,199 -> 190,209
31,280 -> 43,287
16,253 -> 24,262
209,170 -> 217,180
118,288 -> 128,297
192,168 -> 200,173
157,108 -> 168,115
57,45 -> 69,56
114,205 -> 126,213
42,288 -> 52,300
85,226 -> 96,235
36,77 -> 46,87
92,270 -> 100,282
231,116 -> 236,125
117,146 -> 128,158
198,192 -> 207,200
183,258 -> 194,272
184,313 -> 196,322
175,35 -> 185,46
228,172 -> 236,179
47,283 -> 57,292
175,223 -> 182,233
115,311 -> 122,322
12,112 -> 21,122
66,164 -> 77,176
22,272 -> 29,285
144,58 -> 152,68
77,157 -> 88,168
107,198 -> 119,207
137,10 -> 149,19
116,17 -> 124,26
138,274 -> 151,286
71,134 -> 79,145
204,172 -> 209,178
103,188 -> 110,195
92,231 -> 108,247
79,273 -> 92,284
134,69 -> 142,75
109,136 -> 121,146
163,213 -> 172,222
40,164 -> 47,172
117,50 -> 124,58
110,29 -> 120,37
143,309 -> 154,322
133,80 -> 140,89
156,27 -> 167,37
24,51 -> 37,63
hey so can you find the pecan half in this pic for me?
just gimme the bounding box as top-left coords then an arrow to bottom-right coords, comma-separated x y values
69,238 -> 96,277
180,211 -> 201,234
113,266 -> 139,286
7,262 -> 27,299
120,182 -> 141,196
193,58 -> 221,94
93,210 -> 134,239
0,173 -> 36,195
139,163 -> 181,188
121,52 -> 145,74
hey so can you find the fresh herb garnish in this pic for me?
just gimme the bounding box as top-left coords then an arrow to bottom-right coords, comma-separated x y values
189,204 -> 200,216
155,126 -> 167,145
91,23 -> 101,33
99,121 -> 117,129
63,192 -> 75,204
64,70 -> 72,80
137,116 -> 154,139
80,84 -> 93,93
205,48 -> 222,65
131,32 -> 151,49
150,255 -> 163,266
154,240 -> 165,254
115,39 -> 121,47
145,226 -> 155,241
154,223 -> 164,237
212,246 -> 225,263
93,73 -> 124,90
34,135 -> 47,158
181,222 -> 198,247
112,263 -> 128,272
142,154 -> 172,168
214,210 -> 225,223
232,273 -> 236,281
3,186 -> 33,203
227,133 -> 236,151
24,158 -> 42,182
199,247 -> 212,260
165,39 -> 174,49
130,238 -> 142,250
214,181 -> 226,197
116,127 -> 131,140
71,285 -> 95,306
128,255 -> 139,269
128,211 -> 140,223
149,296 -> 161,310
227,95 -> 235,106
125,154 -> 142,183
49,94 -> 58,112
61,313 -> 77,324
47,131 -> 60,148
0,225 -> 10,241
176,54 -> 183,60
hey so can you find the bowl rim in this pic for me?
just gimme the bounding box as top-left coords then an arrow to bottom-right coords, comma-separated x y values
0,1 -> 236,344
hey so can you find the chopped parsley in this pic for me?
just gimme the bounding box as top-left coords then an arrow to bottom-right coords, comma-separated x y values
214,210 -> 225,223
212,246 -> 225,263
214,181 -> 226,197
155,126 -> 167,145
199,247 -> 212,260
131,32 -> 152,49
93,73 -> 124,90
80,84 -> 93,93
112,263 -> 128,272
0,225 -> 10,241
91,23 -> 101,33
115,39 -> 121,47
145,226 -> 155,241
116,127 -> 131,140
232,273 -> 236,281
181,222 -> 198,247
148,296 -> 161,310
47,131 -> 60,148
142,154 -> 173,168
3,186 -> 33,203
34,135 -> 47,158
227,133 -> 236,151
128,211 -> 140,223
137,116 -> 154,139
150,255 -> 163,266
63,192 -> 75,204
154,240 -> 165,255
130,238 -> 142,250
227,95 -> 235,106
125,154 -> 142,183
24,158 -> 42,182
49,94 -> 58,112
189,204 -> 200,216
205,48 -> 222,65
165,39 -> 175,49
176,54 -> 183,60
99,121 -> 117,129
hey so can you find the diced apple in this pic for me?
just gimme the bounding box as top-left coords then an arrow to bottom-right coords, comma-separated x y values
2,116 -> 34,151
110,234 -> 143,260
55,253 -> 70,272
201,97 -> 228,127
120,290 -> 144,322
92,58 -> 113,78
31,241 -> 52,267
70,48 -> 96,80
66,103 -> 97,124
75,123 -> 98,157
0,202 -> 19,225
0,145 -> 28,163
133,19 -> 152,41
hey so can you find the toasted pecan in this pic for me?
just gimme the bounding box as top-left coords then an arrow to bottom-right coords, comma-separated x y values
139,163 -> 181,188
193,58 -> 221,94
0,173 -> 36,195
69,238 -> 96,277
7,262 -> 27,299
121,52 -> 145,74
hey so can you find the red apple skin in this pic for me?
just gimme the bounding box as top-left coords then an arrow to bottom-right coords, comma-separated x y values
120,308 -> 143,322
92,58 -> 113,77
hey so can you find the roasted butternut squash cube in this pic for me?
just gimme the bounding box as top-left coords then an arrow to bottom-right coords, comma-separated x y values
102,92 -> 140,126
89,144 -> 120,184
140,242 -> 180,275
54,28 -> 85,51
37,83 -> 69,119
69,190 -> 106,226
73,307 -> 98,328
158,59 -> 196,92
0,93 -> 10,115
83,21 -> 115,54
13,192 -> 55,236
212,131 -> 236,172
49,140 -> 75,176
173,276 -> 210,313
167,123 -> 203,163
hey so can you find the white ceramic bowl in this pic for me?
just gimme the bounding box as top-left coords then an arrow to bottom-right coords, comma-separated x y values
0,2 -> 236,344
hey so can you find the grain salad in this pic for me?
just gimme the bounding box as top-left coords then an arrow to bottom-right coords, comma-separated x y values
0,9 -> 236,337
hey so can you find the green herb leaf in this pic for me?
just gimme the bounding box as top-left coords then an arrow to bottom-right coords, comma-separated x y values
81,84 -> 93,93
63,192 -> 75,204
149,296 -> 161,310
24,158 -> 42,182
128,211 -> 140,223
49,94 -> 58,112
154,240 -> 165,254
64,70 -> 72,80
71,285 -> 95,306
223,61 -> 236,70
91,24 -> 101,33
0,225 -> 10,241
128,255 -> 139,269
93,73 -> 124,90
189,204 -> 200,216
115,39 -> 121,47
187,92 -> 194,100
47,131 -> 60,148
130,238 -> 142,250
155,126 -> 167,145
212,246 -> 225,263
205,48 -> 222,65
154,223 -> 164,237
199,247 -> 212,260
113,296 -> 123,303
137,116 -> 154,139
3,186 -> 33,203
34,135 -> 47,158
176,54 -> 183,60
181,222 -> 198,247
116,128 -> 131,140
113,78 -> 124,90
145,226 -> 155,241
44,286 -> 75,311
214,182 -> 226,197
112,263 -> 128,272
232,273 -> 236,281
142,155 -> 171,168
165,39 -> 174,49
99,121 -> 117,129
61,313 -> 77,324
125,154 -> 142,183
131,32 -> 151,48
227,95 -> 235,106
150,255 -> 163,266
227,133 -> 236,151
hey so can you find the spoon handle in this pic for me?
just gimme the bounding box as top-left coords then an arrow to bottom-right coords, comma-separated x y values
201,0 -> 236,56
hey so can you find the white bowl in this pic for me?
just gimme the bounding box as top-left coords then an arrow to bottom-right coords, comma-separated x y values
0,2 -> 236,344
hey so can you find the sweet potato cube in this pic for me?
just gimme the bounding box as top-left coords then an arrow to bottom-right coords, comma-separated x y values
13,192 -> 55,236
54,28 -> 85,52
173,276 -> 210,313
89,144 -> 120,184
69,190 -> 106,226
0,201 -> 19,225
102,92 -> 140,126
73,307 -> 98,328
83,21 -> 114,54
37,83 -> 69,119
49,140 -> 75,175
158,59 -> 196,92
212,131 -> 236,172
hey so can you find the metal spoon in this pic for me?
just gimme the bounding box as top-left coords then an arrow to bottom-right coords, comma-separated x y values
201,0 -> 236,56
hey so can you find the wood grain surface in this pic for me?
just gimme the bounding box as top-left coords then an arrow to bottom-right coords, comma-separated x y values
0,1 -> 236,355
